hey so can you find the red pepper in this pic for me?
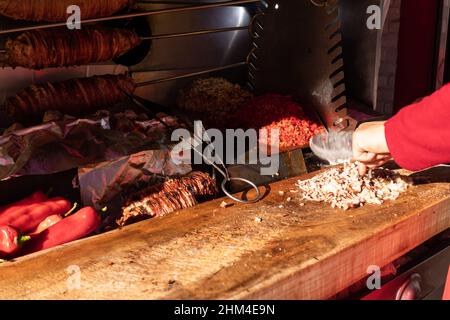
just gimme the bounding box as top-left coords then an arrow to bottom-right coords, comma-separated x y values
22,207 -> 101,255
0,191 -> 48,217
28,215 -> 63,236
27,203 -> 78,236
0,225 -> 30,258
0,197 -> 71,233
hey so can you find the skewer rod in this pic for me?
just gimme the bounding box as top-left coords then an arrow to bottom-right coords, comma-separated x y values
0,27 -> 249,65
138,1 -> 216,4
142,25 -> 248,40
137,61 -> 247,86
0,0 -> 260,35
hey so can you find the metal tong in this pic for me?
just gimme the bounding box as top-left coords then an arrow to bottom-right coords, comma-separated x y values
124,92 -> 262,204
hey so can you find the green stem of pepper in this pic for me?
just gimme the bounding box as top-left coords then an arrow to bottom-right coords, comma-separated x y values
64,202 -> 78,217
18,235 -> 31,246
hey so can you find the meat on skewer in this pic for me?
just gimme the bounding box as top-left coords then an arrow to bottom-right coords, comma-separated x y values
6,28 -> 142,69
5,74 -> 137,121
118,171 -> 217,226
0,0 -> 134,22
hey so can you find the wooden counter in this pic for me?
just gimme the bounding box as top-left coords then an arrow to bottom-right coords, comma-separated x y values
0,167 -> 449,300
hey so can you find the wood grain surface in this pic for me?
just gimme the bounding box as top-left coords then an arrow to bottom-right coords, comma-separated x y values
0,167 -> 449,300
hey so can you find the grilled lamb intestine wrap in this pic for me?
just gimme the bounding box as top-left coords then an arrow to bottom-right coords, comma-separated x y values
6,28 -> 142,69
0,0 -> 134,22
118,171 -> 217,226
5,74 -> 137,122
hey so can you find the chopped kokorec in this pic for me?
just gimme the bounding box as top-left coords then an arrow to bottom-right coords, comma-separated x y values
296,162 -> 411,210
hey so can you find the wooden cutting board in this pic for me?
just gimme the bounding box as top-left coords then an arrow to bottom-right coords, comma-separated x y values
0,167 -> 449,300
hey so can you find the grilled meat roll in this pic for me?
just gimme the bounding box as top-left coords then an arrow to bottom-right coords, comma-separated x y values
119,171 -> 217,226
0,0 -> 134,22
5,74 -> 137,121
6,28 -> 142,69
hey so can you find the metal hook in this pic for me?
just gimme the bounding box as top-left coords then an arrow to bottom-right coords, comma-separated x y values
310,0 -> 328,7
249,12 -> 265,39
124,88 -> 263,204
246,47 -> 258,68
221,177 -> 261,204
190,137 -> 263,204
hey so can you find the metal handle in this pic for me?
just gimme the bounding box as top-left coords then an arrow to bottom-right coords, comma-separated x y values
221,177 -> 262,204
395,274 -> 422,300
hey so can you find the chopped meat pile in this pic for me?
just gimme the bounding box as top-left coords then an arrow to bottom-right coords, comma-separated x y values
118,171 -> 217,226
177,77 -> 253,128
234,94 -> 324,153
296,162 -> 411,210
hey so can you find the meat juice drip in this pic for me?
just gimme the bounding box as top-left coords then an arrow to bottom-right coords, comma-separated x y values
296,162 -> 411,210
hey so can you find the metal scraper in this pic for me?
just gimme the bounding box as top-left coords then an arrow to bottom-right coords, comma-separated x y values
310,130 -> 354,165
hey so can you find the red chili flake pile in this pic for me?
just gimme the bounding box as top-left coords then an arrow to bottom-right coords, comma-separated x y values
234,94 -> 325,152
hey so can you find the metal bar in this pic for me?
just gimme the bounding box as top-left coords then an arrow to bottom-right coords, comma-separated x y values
0,26 -> 249,54
0,0 -> 260,35
138,1 -> 215,4
142,25 -> 248,40
137,61 -> 247,86
0,27 -> 249,65
435,0 -> 450,90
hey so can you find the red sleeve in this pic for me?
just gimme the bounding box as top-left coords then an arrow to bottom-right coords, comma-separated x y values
385,83 -> 450,171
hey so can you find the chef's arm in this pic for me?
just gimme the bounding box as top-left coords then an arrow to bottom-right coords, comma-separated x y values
353,83 -> 450,173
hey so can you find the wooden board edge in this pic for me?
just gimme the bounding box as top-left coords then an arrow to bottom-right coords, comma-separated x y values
233,198 -> 450,300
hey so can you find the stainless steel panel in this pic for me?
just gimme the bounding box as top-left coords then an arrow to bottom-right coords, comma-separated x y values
338,0 -> 380,109
250,0 -> 351,130
0,1 -> 255,108
364,245 -> 450,300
